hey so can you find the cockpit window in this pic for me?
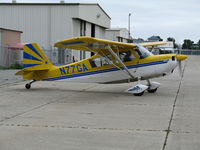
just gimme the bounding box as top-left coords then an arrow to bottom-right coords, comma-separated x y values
134,44 -> 152,59
89,55 -> 112,68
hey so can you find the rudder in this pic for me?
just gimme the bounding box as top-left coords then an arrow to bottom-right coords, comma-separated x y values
23,43 -> 52,71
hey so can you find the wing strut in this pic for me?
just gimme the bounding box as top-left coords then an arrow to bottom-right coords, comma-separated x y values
106,45 -> 136,79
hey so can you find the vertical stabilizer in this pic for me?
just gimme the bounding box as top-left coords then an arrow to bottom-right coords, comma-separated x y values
22,43 -> 52,71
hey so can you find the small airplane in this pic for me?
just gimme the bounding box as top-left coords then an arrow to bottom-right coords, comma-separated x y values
16,36 -> 187,96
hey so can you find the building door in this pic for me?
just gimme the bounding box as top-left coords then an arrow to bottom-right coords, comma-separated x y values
91,23 -> 95,38
91,23 -> 95,56
80,20 -> 86,60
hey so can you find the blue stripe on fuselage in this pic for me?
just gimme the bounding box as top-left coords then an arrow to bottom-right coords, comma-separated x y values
43,60 -> 169,81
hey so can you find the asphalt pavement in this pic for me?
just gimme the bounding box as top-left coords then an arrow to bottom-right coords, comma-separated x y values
0,56 -> 199,150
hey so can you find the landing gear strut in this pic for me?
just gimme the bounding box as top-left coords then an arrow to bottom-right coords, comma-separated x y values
146,80 -> 160,93
25,80 -> 36,89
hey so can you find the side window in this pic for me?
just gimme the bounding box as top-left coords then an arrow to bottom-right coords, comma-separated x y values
119,51 -> 134,62
102,55 -> 112,65
89,58 -> 101,67
89,55 -> 113,68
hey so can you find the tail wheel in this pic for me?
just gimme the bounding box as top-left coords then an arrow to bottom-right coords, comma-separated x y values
147,88 -> 157,93
25,83 -> 31,89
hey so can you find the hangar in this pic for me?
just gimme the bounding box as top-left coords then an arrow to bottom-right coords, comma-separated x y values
0,2 -> 111,64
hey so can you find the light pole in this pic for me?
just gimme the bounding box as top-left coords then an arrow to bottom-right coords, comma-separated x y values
128,13 -> 131,42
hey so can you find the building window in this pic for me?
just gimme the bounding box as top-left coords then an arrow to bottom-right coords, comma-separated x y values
118,37 -> 123,42
80,20 -> 86,36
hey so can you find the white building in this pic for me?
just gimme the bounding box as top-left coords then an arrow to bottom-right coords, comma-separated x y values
152,41 -> 175,55
158,41 -> 174,49
105,28 -> 130,43
0,2 -> 111,63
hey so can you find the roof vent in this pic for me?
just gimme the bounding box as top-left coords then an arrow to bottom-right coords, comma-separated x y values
12,0 -> 16,3
60,0 -> 64,3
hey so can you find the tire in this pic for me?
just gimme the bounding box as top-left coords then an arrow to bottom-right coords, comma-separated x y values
134,91 -> 144,96
25,83 -> 31,89
147,88 -> 157,93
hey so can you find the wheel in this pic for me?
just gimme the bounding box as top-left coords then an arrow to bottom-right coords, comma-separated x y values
25,83 -> 31,89
147,88 -> 157,93
134,91 -> 144,96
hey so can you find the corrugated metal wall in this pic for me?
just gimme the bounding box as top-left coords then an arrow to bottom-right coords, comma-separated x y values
0,4 -> 110,50
0,3 -> 111,64
78,4 -> 110,29
0,5 -> 78,49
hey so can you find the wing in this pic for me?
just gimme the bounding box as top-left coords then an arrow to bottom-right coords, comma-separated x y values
141,41 -> 167,47
54,36 -> 166,54
54,36 -> 134,54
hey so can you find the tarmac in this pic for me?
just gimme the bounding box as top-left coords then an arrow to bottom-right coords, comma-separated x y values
0,55 -> 199,150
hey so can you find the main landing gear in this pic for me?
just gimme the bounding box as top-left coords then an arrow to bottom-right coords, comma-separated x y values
134,91 -> 145,96
125,79 -> 160,96
147,88 -> 157,93
146,79 -> 160,94
25,80 -> 36,89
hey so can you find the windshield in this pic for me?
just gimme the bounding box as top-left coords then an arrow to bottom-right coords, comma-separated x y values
135,44 -> 152,59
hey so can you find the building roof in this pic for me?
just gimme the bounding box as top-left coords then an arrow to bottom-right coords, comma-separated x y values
0,3 -> 111,19
148,35 -> 160,40
0,27 -> 23,33
106,28 -> 127,31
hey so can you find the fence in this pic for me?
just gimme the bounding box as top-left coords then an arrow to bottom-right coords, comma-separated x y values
176,50 -> 200,55
0,47 -> 23,67
42,48 -> 73,65
152,49 -> 200,55
0,47 -> 74,68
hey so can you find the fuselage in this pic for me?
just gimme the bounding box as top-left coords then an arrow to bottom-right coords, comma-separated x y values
37,53 -> 179,84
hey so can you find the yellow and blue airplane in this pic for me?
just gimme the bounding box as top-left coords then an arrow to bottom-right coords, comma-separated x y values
16,37 -> 187,96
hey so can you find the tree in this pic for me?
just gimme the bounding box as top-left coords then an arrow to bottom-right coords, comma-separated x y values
167,37 -> 178,48
157,36 -> 163,41
198,40 -> 200,49
167,37 -> 175,42
182,39 -> 194,49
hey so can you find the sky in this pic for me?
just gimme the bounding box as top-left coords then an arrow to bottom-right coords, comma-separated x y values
1,0 -> 200,44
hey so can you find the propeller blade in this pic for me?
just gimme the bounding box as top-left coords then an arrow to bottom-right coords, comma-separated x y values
178,61 -> 182,78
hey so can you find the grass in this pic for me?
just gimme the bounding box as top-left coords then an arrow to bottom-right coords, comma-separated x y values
0,64 -> 23,70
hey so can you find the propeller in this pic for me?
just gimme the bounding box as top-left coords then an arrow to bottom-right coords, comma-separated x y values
176,54 -> 187,78
178,61 -> 183,78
